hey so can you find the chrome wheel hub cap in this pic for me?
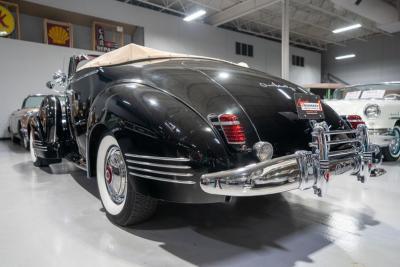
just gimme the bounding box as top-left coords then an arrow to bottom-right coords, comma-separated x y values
389,129 -> 400,156
104,146 -> 127,204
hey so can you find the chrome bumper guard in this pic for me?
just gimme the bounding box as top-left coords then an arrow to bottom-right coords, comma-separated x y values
200,122 -> 381,197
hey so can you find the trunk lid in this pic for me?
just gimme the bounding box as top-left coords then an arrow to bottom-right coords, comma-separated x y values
122,59 -> 344,157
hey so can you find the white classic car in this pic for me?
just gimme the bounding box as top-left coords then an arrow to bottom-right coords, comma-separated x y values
324,82 -> 400,161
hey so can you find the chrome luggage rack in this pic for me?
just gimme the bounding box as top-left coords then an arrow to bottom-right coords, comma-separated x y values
200,121 -> 381,197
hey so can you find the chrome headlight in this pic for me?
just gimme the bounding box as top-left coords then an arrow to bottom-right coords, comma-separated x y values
253,141 -> 274,161
364,104 -> 381,118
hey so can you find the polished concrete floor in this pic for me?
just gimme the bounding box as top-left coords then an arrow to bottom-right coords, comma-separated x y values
1,141 -> 400,267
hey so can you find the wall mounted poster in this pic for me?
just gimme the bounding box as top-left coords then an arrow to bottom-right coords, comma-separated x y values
44,19 -> 73,47
0,0 -> 20,39
92,21 -> 124,52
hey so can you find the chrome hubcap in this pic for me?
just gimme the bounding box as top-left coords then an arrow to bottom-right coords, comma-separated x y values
389,128 -> 400,156
104,146 -> 127,204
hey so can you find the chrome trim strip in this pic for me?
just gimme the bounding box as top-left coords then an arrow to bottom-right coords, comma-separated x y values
325,129 -> 358,135
327,138 -> 360,145
211,121 -> 240,126
74,69 -> 99,82
329,148 -> 358,158
124,153 -> 190,162
127,166 -> 193,177
129,172 -> 195,184
34,147 -> 48,151
202,154 -> 299,180
126,159 -> 191,169
53,96 -> 57,143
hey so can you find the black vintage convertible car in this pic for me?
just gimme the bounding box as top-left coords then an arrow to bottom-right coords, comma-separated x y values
30,44 -> 379,225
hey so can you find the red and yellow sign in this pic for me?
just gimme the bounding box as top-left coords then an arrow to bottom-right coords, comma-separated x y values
44,19 -> 73,47
0,4 -> 15,36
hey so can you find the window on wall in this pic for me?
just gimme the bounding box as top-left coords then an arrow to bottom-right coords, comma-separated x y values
236,42 -> 254,57
292,55 -> 305,67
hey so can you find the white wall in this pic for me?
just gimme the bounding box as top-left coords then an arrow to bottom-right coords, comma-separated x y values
324,32 -> 400,85
22,0 -> 321,81
0,0 -> 321,137
0,38 -> 93,137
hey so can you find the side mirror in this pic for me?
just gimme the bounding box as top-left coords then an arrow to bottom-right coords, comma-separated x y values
52,70 -> 67,82
47,70 -> 67,90
46,81 -> 54,89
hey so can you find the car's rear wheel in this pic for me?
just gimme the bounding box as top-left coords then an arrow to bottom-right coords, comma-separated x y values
382,126 -> 400,161
96,134 -> 157,226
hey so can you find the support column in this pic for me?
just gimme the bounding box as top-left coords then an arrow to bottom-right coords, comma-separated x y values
281,0 -> 290,80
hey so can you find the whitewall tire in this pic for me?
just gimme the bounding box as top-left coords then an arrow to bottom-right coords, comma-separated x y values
383,125 -> 400,161
96,134 -> 157,225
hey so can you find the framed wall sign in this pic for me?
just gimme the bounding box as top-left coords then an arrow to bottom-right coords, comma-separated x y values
0,0 -> 20,39
44,19 -> 73,47
92,21 -> 124,52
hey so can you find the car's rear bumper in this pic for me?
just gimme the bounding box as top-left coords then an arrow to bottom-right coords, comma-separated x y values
199,151 -> 362,196
200,123 -> 379,197
368,128 -> 394,147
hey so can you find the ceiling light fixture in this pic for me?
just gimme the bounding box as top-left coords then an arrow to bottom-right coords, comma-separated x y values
332,23 -> 362,33
335,54 -> 356,60
183,10 -> 206,22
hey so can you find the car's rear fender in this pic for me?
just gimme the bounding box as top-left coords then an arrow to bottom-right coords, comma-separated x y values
86,82 -> 232,202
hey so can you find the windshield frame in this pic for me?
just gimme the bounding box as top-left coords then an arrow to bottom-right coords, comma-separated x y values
22,95 -> 45,109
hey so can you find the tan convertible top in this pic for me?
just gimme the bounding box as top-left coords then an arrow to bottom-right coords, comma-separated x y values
78,43 -> 229,71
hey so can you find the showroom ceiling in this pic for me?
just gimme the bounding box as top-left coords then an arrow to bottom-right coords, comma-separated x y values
118,0 -> 398,51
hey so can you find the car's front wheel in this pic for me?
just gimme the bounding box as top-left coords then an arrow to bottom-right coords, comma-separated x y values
382,125 -> 400,161
96,134 -> 157,226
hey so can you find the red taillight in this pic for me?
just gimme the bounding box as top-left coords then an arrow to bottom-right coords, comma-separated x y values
346,115 -> 365,129
211,114 -> 246,144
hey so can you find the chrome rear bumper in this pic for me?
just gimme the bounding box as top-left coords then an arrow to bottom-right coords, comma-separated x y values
200,122 -> 380,197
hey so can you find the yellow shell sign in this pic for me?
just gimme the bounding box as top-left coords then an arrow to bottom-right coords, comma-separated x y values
0,5 -> 15,37
48,26 -> 69,45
